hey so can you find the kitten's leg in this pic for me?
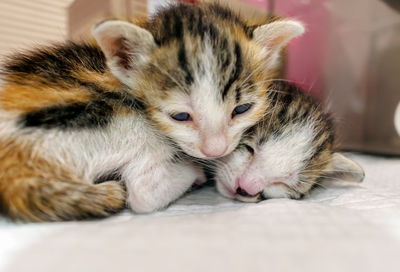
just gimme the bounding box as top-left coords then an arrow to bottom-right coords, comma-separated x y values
0,140 -> 126,222
123,160 -> 204,213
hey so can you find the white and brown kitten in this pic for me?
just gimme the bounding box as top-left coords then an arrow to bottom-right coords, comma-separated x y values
213,81 -> 365,202
0,3 -> 304,221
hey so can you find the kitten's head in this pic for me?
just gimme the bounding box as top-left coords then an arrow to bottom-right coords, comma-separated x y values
92,3 -> 304,158
214,83 -> 365,201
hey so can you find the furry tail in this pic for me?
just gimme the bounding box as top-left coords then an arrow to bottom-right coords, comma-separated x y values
0,177 -> 126,222
0,138 -> 126,222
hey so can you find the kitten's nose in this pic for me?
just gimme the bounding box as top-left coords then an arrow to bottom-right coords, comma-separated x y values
200,145 -> 227,158
236,176 -> 265,196
236,187 -> 251,197
200,135 -> 228,158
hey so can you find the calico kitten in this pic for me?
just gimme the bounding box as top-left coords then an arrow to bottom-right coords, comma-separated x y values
213,81 -> 365,202
0,3 -> 304,221
95,3 -> 304,159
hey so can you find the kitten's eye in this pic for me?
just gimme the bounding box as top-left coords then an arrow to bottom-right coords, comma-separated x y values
232,103 -> 252,117
171,112 -> 192,121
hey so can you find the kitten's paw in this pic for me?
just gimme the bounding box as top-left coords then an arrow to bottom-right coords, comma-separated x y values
286,189 -> 304,200
193,168 -> 207,185
262,183 -> 304,200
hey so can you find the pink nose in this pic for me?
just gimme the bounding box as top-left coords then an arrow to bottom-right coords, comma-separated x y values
236,177 -> 265,196
200,144 -> 228,158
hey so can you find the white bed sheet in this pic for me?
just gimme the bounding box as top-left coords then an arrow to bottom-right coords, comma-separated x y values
1,153 -> 400,272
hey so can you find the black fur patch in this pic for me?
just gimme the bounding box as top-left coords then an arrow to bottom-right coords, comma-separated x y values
101,91 -> 147,111
146,3 -> 253,45
2,42 -> 106,84
207,3 -> 253,38
76,80 -> 147,112
235,87 -> 241,103
222,42 -> 242,100
19,90 -> 146,130
21,100 -> 113,129
178,45 -> 194,85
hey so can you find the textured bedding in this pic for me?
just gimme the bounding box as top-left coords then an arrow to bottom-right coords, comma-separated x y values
1,153 -> 400,272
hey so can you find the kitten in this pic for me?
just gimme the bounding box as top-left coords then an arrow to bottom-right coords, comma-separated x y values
0,3 -> 304,221
213,81 -> 365,202
95,3 -> 304,159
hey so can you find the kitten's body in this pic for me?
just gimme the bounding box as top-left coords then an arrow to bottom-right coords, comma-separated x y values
0,43 -> 202,221
214,81 -> 365,202
0,3 -> 304,221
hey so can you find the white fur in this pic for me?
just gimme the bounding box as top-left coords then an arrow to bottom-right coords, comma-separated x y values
153,37 -> 264,159
216,121 -> 316,200
190,38 -> 229,157
92,19 -> 304,161
253,20 -> 305,69
252,122 -> 316,183
215,117 -> 365,202
2,113 -> 202,213
93,20 -> 267,159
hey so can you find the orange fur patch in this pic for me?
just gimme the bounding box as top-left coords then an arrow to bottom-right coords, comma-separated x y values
0,138 -> 126,222
0,81 -> 92,113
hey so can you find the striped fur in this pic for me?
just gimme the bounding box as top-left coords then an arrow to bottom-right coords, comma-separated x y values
94,2 -> 304,159
214,81 -> 365,202
0,2 -> 303,221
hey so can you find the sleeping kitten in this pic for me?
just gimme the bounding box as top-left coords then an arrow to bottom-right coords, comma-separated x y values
213,81 -> 365,202
0,3 -> 304,221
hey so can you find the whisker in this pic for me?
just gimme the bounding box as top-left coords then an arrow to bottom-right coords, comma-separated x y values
237,64 -> 265,89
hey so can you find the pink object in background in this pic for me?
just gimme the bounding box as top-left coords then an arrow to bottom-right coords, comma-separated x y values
275,0 -> 329,98
240,0 -> 329,97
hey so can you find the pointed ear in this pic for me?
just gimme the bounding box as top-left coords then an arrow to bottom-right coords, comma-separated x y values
252,20 -> 305,68
329,153 -> 365,183
92,20 -> 156,85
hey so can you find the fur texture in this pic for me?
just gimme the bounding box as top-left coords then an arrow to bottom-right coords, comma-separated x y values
0,3 -> 303,221
93,2 -> 304,159
213,81 -> 365,202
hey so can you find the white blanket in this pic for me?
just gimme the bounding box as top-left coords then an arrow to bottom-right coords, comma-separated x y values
1,153 -> 400,272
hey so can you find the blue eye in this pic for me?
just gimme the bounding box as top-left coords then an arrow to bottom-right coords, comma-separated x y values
232,103 -> 252,117
171,112 -> 192,121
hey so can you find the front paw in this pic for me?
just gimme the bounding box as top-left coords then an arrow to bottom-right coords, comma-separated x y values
127,193 -> 161,214
262,183 -> 304,200
194,169 -> 207,185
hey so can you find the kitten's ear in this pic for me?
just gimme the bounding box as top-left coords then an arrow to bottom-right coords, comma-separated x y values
329,153 -> 365,183
252,20 -> 305,68
92,20 -> 156,85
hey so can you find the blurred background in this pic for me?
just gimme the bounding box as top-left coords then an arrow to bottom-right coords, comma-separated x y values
0,0 -> 399,155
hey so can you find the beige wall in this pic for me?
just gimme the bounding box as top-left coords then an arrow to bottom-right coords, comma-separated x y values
0,0 -> 73,59
323,0 -> 400,154
0,0 -> 149,59
69,0 -> 148,40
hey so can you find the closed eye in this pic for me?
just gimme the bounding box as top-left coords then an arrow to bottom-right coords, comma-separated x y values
232,103 -> 252,118
239,143 -> 255,155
